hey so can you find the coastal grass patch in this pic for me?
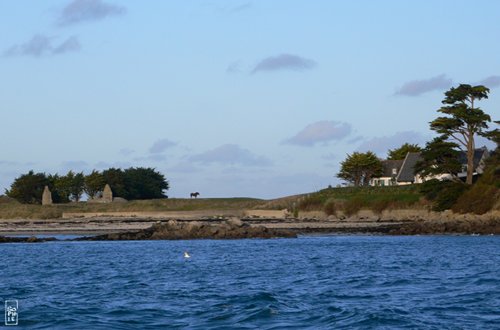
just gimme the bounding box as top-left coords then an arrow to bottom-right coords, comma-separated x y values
452,156 -> 500,214
295,185 -> 423,215
0,197 -> 264,219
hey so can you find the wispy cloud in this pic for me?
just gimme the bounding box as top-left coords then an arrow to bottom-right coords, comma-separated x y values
149,138 -> 177,154
94,161 -> 132,169
252,54 -> 317,74
190,144 -> 272,166
321,153 -> 337,161
53,36 -> 81,54
57,0 -> 126,26
3,34 -> 81,57
119,148 -> 134,156
477,75 -> 500,88
168,161 -> 200,173
356,131 -> 426,156
133,154 -> 167,162
60,160 -> 89,172
226,61 -> 243,74
395,74 -> 452,96
230,2 -> 252,13
284,121 -> 352,147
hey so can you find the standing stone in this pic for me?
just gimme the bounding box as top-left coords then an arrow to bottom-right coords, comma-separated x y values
42,186 -> 52,205
102,184 -> 113,203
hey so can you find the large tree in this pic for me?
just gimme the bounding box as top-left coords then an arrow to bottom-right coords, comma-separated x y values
102,168 -> 128,198
84,170 -> 105,199
5,171 -> 50,204
337,151 -> 383,186
387,143 -> 422,160
123,167 -> 169,199
430,84 -> 491,184
414,137 -> 462,181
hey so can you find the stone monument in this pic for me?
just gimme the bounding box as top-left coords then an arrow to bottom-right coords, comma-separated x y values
42,185 -> 53,205
102,184 -> 113,203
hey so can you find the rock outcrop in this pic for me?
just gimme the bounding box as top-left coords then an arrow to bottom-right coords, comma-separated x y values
102,184 -> 113,203
389,217 -> 500,235
42,186 -> 52,206
0,236 -> 57,244
78,219 -> 296,241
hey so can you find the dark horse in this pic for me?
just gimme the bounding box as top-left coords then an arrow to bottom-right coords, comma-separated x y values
190,192 -> 200,198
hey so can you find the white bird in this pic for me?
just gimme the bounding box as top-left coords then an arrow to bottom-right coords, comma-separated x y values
184,251 -> 191,258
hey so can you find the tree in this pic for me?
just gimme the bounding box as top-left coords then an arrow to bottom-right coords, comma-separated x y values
430,84 -> 492,184
123,167 -> 169,199
337,151 -> 383,186
52,172 -> 72,203
69,172 -> 85,202
84,170 -> 105,199
387,143 -> 422,160
483,120 -> 500,151
102,168 -> 127,198
414,137 -> 462,181
5,171 -> 50,204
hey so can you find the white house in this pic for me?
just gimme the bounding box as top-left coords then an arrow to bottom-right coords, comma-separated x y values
370,147 -> 490,186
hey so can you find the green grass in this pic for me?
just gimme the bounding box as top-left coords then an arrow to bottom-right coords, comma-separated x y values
296,185 -> 424,215
452,152 -> 500,214
0,197 -> 264,219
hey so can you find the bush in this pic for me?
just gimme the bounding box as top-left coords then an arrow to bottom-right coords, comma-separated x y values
452,159 -> 500,214
343,197 -> 363,217
298,194 -> 324,211
323,198 -> 338,216
371,199 -> 391,215
452,185 -> 499,215
420,179 -> 468,211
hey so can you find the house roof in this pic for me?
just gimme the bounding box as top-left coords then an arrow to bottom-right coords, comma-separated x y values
380,160 -> 404,177
457,147 -> 489,169
397,152 -> 422,182
394,147 -> 489,183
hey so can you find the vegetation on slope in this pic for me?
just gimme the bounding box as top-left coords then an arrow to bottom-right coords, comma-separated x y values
293,185 -> 424,217
0,197 -> 263,219
452,150 -> 500,214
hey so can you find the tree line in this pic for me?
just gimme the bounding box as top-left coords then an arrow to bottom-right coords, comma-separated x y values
5,167 -> 169,204
337,84 -> 499,187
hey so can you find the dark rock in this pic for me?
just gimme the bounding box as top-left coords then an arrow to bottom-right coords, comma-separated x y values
78,219 -> 296,241
0,236 -> 57,244
389,218 -> 500,235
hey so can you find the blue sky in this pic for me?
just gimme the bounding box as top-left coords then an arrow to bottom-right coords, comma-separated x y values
1,0 -> 499,199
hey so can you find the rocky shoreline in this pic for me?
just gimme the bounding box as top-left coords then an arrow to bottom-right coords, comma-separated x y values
77,218 -> 297,241
0,210 -> 498,243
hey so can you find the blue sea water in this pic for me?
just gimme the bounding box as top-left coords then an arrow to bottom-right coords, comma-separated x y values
1,235 -> 499,329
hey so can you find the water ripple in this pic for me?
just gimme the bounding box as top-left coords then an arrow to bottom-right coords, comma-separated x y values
0,236 -> 498,329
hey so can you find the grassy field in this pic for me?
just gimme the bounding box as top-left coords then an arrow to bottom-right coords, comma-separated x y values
294,185 -> 426,216
0,184 -> 463,220
0,196 -> 264,219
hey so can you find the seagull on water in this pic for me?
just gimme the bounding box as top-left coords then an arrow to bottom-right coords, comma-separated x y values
184,251 -> 191,259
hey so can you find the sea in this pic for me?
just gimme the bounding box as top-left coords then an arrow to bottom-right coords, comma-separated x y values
1,235 -> 499,329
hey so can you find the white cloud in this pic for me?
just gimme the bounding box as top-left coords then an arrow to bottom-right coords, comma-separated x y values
149,138 -> 177,154
478,75 -> 500,88
285,121 -> 352,146
189,144 -> 272,167
356,131 -> 427,157
3,34 -> 81,57
252,54 -> 316,73
395,74 -> 452,96
57,0 -> 126,26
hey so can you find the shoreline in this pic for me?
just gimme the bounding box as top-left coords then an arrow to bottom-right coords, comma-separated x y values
0,210 -> 498,241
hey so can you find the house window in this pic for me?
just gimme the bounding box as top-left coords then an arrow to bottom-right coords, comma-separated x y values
392,168 -> 398,175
